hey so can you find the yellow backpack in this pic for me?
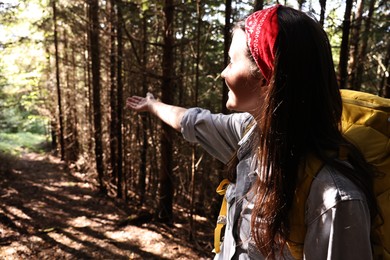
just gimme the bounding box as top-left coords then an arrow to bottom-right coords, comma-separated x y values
287,89 -> 390,259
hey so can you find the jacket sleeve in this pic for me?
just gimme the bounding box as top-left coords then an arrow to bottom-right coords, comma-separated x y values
303,167 -> 373,260
180,107 -> 252,164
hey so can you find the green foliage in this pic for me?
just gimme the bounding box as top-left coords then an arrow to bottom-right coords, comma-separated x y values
0,0 -> 51,136
322,5 -> 343,67
0,132 -> 48,155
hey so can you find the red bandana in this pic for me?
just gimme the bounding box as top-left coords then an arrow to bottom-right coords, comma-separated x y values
245,5 -> 280,82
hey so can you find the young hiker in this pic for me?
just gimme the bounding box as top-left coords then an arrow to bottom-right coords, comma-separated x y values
126,5 -> 378,259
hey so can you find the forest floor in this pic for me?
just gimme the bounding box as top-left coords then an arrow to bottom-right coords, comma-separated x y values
0,151 -> 214,259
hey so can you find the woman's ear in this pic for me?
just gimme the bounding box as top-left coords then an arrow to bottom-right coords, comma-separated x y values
261,77 -> 267,87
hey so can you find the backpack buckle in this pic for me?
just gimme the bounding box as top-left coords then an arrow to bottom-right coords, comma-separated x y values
217,215 -> 227,225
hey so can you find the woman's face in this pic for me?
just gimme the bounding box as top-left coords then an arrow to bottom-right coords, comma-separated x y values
221,29 -> 265,114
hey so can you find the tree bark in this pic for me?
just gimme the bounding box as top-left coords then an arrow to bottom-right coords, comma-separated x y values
139,14 -> 148,205
349,0 -> 365,89
338,0 -> 353,89
189,0 -> 202,240
52,0 -> 65,161
319,0 -> 327,27
157,0 -> 175,223
354,0 -> 376,91
378,35 -> 390,97
89,0 -> 106,194
63,30 -> 78,162
109,0 -> 118,188
298,0 -> 306,10
66,38 -> 80,162
116,0 -> 124,199
253,0 -> 264,11
385,68 -> 390,98
221,0 -> 232,114
85,2 -> 94,157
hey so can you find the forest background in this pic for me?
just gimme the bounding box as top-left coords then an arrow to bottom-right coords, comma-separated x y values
0,0 -> 389,257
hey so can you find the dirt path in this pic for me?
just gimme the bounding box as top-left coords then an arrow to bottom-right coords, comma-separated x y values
0,153 -> 213,259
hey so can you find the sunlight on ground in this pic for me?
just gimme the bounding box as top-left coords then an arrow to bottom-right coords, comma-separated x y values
56,181 -> 93,189
1,186 -> 18,197
106,226 -> 187,258
0,152 -> 207,259
95,213 -> 121,221
3,245 -> 29,257
7,206 -> 31,221
42,185 -> 60,192
47,231 -> 84,250
68,216 -> 102,228
106,226 -> 162,242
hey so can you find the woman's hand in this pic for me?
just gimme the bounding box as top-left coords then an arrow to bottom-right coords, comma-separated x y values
126,92 -> 155,112
126,92 -> 186,132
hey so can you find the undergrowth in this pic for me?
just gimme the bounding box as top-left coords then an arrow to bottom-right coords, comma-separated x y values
0,132 -> 50,156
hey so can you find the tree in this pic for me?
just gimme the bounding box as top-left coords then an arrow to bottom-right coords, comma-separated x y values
116,0 -> 124,199
89,0 -> 106,194
109,0 -> 118,193
254,0 -> 264,11
189,0 -> 203,240
348,0 -> 365,89
379,41 -> 390,98
52,0 -> 65,161
354,0 -> 376,91
138,12 -> 149,206
338,0 -> 353,89
157,0 -> 175,223
319,0 -> 327,26
63,29 -> 80,162
297,0 -> 306,10
221,0 -> 232,114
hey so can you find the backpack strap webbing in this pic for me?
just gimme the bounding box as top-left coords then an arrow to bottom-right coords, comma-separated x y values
214,179 -> 230,253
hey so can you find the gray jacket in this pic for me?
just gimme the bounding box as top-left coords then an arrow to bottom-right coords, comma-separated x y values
181,107 -> 372,260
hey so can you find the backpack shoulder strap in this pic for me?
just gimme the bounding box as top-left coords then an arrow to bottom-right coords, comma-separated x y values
214,179 -> 230,253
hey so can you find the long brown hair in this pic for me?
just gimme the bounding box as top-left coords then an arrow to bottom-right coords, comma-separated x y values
248,6 -> 378,258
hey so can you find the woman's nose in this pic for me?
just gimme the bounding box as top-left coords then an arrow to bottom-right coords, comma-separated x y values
221,67 -> 227,78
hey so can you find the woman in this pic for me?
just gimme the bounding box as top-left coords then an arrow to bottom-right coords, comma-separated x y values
126,5 -> 377,259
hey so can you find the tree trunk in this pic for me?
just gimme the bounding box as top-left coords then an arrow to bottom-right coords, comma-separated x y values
139,14 -> 148,205
254,0 -> 264,11
63,30 -> 78,162
189,0 -> 202,240
67,41 -> 80,162
63,29 -> 70,160
349,0 -> 365,89
385,69 -> 390,98
221,0 -> 232,114
116,0 -> 124,199
354,0 -> 376,91
85,2 -> 93,157
89,0 -> 106,194
52,0 -> 65,161
319,0 -> 327,26
338,0 -> 353,89
378,35 -> 389,98
109,0 -> 118,187
298,0 -> 306,10
157,0 -> 175,223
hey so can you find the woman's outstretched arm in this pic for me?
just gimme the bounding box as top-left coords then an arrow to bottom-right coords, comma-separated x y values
126,92 -> 187,132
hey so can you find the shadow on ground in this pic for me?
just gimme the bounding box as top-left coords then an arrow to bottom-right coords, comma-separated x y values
0,153 -> 213,259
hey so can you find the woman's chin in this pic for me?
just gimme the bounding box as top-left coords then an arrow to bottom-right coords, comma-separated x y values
226,104 -> 245,112
225,101 -> 235,111
226,99 -> 248,112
